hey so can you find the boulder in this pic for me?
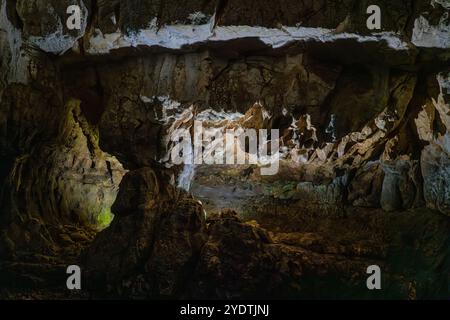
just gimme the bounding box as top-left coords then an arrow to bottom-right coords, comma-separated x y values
380,157 -> 422,211
83,167 -> 207,298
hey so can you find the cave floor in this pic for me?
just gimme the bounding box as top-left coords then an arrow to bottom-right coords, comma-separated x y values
0,204 -> 448,300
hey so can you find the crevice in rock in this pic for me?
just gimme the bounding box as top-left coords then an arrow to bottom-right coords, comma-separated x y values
5,0 -> 23,30
213,0 -> 228,29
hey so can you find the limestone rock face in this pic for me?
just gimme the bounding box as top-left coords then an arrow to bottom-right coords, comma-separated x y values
0,15 -> 125,258
102,0 -> 216,32
16,0 -> 89,53
2,0 -> 449,58
16,0 -> 86,35
217,0 -> 415,32
90,0 -> 447,38
83,167 -> 207,298
0,88 -> 125,257
348,162 -> 384,207
421,139 -> 450,214
380,158 -> 423,212
415,73 -> 450,215
63,53 -> 342,168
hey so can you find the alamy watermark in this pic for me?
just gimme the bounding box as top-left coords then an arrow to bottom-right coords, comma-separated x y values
65,264 -> 382,291
66,265 -> 81,290
366,5 -> 381,30
66,5 -> 82,30
366,265 -> 382,290
63,4 -> 382,32
168,121 -> 280,176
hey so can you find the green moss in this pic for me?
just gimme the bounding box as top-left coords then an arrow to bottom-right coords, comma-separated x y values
96,209 -> 114,230
263,181 -> 298,199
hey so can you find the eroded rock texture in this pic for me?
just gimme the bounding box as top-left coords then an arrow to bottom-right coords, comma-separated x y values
83,168 -> 206,298
0,0 -> 449,299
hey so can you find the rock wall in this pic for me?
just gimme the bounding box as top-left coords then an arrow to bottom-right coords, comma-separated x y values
0,0 -> 126,259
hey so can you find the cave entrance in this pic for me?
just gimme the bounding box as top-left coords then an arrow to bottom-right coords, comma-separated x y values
163,103 -> 291,228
